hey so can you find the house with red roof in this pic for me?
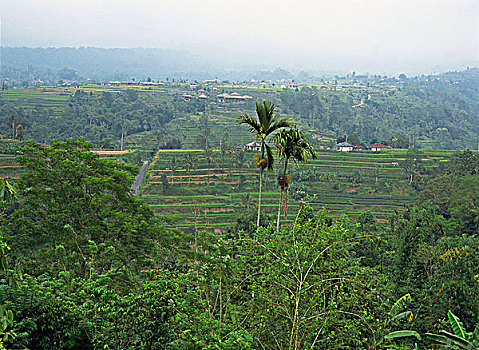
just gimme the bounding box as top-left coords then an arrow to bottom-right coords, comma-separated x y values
366,143 -> 392,152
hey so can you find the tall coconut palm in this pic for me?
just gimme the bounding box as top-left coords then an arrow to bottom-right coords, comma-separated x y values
237,101 -> 292,226
274,127 -> 318,229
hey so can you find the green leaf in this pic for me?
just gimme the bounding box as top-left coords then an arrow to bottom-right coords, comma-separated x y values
448,310 -> 467,339
426,331 -> 473,349
390,311 -> 413,323
384,330 -> 421,341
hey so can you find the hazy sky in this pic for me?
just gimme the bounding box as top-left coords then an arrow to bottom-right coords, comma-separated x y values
1,0 -> 478,74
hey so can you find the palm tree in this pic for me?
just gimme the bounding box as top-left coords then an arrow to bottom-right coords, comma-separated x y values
204,148 -> 215,186
237,101 -> 292,227
236,150 -> 246,170
183,153 -> 195,186
274,127 -> 318,229
170,156 -> 177,185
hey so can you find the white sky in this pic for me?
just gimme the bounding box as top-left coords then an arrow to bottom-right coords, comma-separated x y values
1,0 -> 478,74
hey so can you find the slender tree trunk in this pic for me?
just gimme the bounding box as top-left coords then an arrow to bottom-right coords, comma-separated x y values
257,169 -> 263,227
276,185 -> 284,230
276,159 -> 288,230
208,165 -> 211,186
284,184 -> 290,220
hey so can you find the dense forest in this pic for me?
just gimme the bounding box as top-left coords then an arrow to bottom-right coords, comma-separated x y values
277,69 -> 479,149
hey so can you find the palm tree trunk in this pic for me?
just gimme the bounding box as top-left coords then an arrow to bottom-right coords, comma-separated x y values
257,169 -> 263,227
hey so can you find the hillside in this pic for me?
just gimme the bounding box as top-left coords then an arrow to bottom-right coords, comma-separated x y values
1,71 -> 478,150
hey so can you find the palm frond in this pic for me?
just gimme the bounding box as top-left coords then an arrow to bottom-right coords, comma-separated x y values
236,114 -> 261,134
274,126 -> 317,165
265,144 -> 275,171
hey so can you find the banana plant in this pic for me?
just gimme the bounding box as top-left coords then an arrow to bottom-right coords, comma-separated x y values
426,310 -> 479,349
374,294 -> 422,349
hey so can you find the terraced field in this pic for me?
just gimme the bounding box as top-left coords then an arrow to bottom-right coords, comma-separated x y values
140,148 -> 455,233
1,88 -> 70,116
0,140 -> 23,179
0,154 -> 22,178
0,143 -> 455,233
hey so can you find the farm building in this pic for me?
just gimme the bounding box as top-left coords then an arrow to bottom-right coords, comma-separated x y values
182,93 -> 195,101
334,142 -> 354,152
366,143 -> 393,151
245,141 -> 261,151
216,92 -> 252,103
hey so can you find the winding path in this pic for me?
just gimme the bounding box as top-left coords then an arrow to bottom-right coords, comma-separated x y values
132,160 -> 149,195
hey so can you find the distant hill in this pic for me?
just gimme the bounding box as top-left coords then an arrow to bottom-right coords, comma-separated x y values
0,47 -> 313,82
0,47 -> 219,81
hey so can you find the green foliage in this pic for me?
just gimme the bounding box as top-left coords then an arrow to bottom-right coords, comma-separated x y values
400,149 -> 424,185
373,294 -> 422,349
278,76 -> 479,150
419,175 -> 479,235
225,208 -> 270,238
426,310 -> 479,349
0,177 -> 19,346
232,209 -> 389,349
389,205 -> 479,335
0,88 -> 178,148
0,178 -> 17,208
3,139 -> 166,278
0,272 -> 176,349
450,150 -> 479,176
154,205 -> 391,349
